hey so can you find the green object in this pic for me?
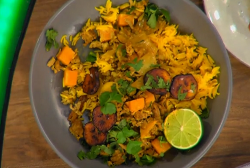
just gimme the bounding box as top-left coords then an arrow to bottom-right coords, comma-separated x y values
0,0 -> 36,161
164,108 -> 203,150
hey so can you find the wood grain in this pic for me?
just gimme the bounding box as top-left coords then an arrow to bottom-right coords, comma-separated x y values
2,0 -> 250,168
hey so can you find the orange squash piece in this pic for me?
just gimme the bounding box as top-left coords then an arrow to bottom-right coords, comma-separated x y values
118,14 -> 134,26
151,138 -> 172,154
140,120 -> 157,139
57,46 -> 75,65
144,90 -> 155,107
63,69 -> 78,87
96,25 -> 115,42
126,98 -> 145,115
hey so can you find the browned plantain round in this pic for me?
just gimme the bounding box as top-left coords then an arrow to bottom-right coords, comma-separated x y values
143,68 -> 171,95
84,122 -> 107,146
170,74 -> 198,100
93,106 -> 117,132
82,67 -> 100,95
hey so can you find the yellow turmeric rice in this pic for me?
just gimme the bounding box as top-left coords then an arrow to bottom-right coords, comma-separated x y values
47,0 -> 220,166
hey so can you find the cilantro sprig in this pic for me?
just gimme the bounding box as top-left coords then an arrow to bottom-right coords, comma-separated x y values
200,108 -> 210,119
45,28 -> 59,51
126,141 -> 142,155
86,51 -> 97,62
108,119 -> 138,144
150,64 -> 161,68
118,79 -> 136,95
140,74 -> 170,91
99,85 -> 122,115
177,86 -> 187,101
144,3 -> 170,29
77,144 -> 114,160
122,58 -> 143,71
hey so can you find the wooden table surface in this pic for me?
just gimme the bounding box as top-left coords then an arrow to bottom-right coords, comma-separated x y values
2,0 -> 250,168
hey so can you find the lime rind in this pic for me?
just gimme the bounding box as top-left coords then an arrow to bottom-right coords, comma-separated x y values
164,109 -> 203,150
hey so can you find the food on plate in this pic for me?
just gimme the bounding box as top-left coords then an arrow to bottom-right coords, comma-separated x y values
46,0 -> 220,166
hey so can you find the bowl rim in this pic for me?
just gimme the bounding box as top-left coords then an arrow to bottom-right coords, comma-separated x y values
29,0 -> 233,167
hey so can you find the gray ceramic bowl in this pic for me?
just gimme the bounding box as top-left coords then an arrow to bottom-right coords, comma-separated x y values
29,0 -> 233,167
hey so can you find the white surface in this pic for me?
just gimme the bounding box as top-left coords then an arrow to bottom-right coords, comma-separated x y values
204,0 -> 250,66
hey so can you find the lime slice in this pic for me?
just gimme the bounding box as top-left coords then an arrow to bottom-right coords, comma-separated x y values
163,109 -> 203,150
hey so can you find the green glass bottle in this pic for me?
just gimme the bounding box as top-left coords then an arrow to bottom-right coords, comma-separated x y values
0,0 -> 36,162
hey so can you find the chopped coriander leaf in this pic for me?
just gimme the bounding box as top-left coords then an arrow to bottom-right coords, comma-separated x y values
140,85 -> 152,91
158,136 -> 167,147
122,127 -> 138,137
127,58 -> 143,71
126,141 -> 142,155
177,86 -> 187,101
191,83 -> 196,92
150,64 -> 161,68
144,3 -> 171,28
200,108 -> 210,119
109,130 -> 118,138
77,146 -> 101,160
100,145 -> 113,155
111,84 -> 117,92
127,6 -> 136,14
99,92 -> 110,106
109,91 -> 123,103
140,155 -> 156,165
159,153 -> 164,157
118,119 -> 127,129
147,13 -> 157,29
157,78 -> 166,88
45,28 -> 59,51
127,86 -> 136,94
160,9 -> 170,22
77,150 -> 86,160
101,102 -> 116,115
86,51 -> 97,62
157,78 -> 170,91
117,131 -> 126,144
125,71 -> 133,79
145,74 -> 154,86
121,49 -> 127,57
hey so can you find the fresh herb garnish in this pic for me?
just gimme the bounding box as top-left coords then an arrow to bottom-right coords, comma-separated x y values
160,9 -> 170,22
77,144 -> 114,160
140,74 -> 169,91
150,64 -> 161,68
144,3 -> 171,29
77,146 -> 101,160
86,51 -> 97,62
127,86 -> 136,94
159,153 -> 164,157
116,44 -> 127,58
118,79 -> 136,95
127,58 -> 143,71
125,71 -> 133,79
200,108 -> 210,119
117,127 -> 138,144
158,78 -> 170,91
121,48 -> 127,57
177,86 -> 187,101
190,83 -> 196,92
45,28 -> 59,51
140,155 -> 156,165
158,136 -> 167,147
99,86 -> 122,114
126,141 -> 142,155
127,6 -> 136,14
140,85 -> 152,91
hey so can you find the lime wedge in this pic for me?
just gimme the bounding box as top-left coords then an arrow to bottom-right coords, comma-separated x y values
163,109 -> 203,150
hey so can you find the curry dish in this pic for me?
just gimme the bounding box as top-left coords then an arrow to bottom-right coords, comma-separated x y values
46,0 -> 220,166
